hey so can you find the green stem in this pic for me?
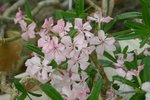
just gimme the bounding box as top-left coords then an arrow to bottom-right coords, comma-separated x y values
90,51 -> 110,100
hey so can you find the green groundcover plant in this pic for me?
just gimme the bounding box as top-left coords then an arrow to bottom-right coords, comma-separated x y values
13,0 -> 150,100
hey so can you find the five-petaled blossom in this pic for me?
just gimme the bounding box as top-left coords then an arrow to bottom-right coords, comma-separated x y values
53,19 -> 72,37
19,20 -> 36,41
67,52 -> 89,73
74,18 -> 93,38
43,36 -> 66,64
25,56 -> 54,83
90,30 -> 116,55
61,71 -> 90,100
61,33 -> 87,58
87,11 -> 113,24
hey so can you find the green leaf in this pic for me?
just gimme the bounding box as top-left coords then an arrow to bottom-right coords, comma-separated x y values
116,32 -> 147,40
88,78 -> 102,100
14,80 -> 26,93
140,38 -> 149,48
142,6 -> 150,26
123,45 -> 129,54
104,51 -> 117,62
24,0 -> 33,20
17,93 -> 28,100
113,75 -> 138,88
141,56 -> 150,82
104,20 -> 116,32
99,59 -> 114,68
104,12 -> 142,32
130,93 -> 145,100
25,44 -> 44,56
60,11 -> 77,18
75,0 -> 84,16
28,91 -> 42,97
115,12 -> 142,21
50,60 -> 58,68
124,61 -> 135,70
41,84 -> 63,100
125,20 -> 147,29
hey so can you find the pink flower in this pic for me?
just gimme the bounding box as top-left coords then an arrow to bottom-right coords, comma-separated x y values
128,65 -> 144,77
50,70 -> 80,92
25,56 -> 54,83
113,53 -> 133,68
62,76 -> 90,100
14,8 -> 24,24
38,35 -> 53,53
19,20 -> 36,41
67,52 -> 89,72
53,19 -> 72,37
74,18 -> 94,38
44,36 -> 66,64
87,11 -> 113,24
42,17 -> 54,32
90,30 -> 116,55
73,82 -> 90,100
61,33 -> 87,58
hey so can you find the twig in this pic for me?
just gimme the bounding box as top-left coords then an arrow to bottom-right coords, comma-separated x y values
90,51 -> 110,100
0,34 -> 21,44
68,0 -> 73,10
0,15 -> 14,23
102,0 -> 109,16
3,0 -> 26,17
86,0 -> 102,12
108,0 -> 115,16
32,0 -> 60,16
0,25 -> 6,38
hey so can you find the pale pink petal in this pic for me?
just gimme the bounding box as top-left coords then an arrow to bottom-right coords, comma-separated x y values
115,68 -> 126,77
138,65 -> 144,74
61,36 -> 72,46
52,36 -> 59,45
74,33 -> 85,45
98,30 -> 106,41
105,37 -> 115,45
19,20 -> 27,31
90,37 -> 100,45
126,54 -> 134,62
28,22 -> 36,31
65,22 -> 72,31
87,16 -> 96,21
21,32 -> 29,41
74,18 -> 83,30
96,44 -> 105,55
102,16 -> 113,23
83,22 -> 92,31
105,44 -> 116,51
84,31 -> 94,38
142,82 -> 150,92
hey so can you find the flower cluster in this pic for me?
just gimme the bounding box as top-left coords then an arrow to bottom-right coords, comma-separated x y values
15,8 -> 150,100
15,9 -> 116,99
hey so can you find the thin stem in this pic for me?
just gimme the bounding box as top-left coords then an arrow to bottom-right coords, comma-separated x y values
90,51 -> 110,100
86,0 -> 102,12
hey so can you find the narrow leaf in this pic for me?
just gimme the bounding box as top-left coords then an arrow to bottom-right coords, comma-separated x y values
113,75 -> 138,88
88,78 -> 102,100
25,44 -> 44,56
41,84 -> 63,100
